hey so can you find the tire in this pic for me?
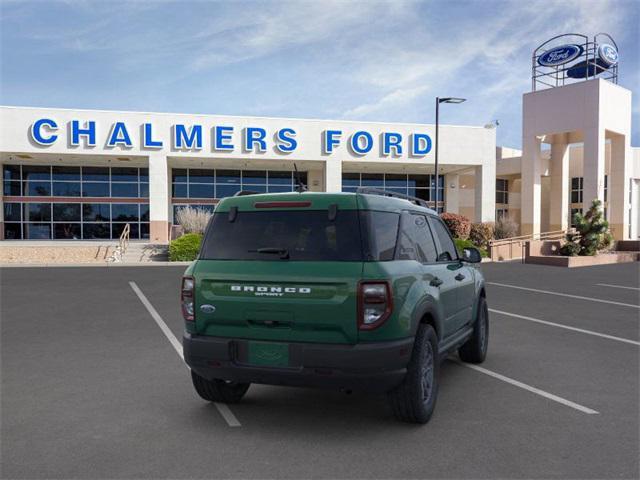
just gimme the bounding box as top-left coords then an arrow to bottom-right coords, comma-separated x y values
458,296 -> 489,364
387,324 -> 439,424
191,371 -> 250,403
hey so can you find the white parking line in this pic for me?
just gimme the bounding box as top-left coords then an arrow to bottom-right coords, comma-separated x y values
453,360 -> 599,415
596,283 -> 640,291
488,282 -> 640,309
129,281 -> 241,427
489,308 -> 640,346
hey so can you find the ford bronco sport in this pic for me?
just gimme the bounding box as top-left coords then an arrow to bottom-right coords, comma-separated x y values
182,189 -> 488,423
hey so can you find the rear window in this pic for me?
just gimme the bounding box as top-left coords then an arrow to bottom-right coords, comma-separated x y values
200,210 -> 363,261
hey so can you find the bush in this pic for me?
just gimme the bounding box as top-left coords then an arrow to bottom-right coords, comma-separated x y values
440,213 -> 471,240
169,233 -> 202,261
469,222 -> 495,249
454,238 -> 488,258
494,216 -> 519,239
560,199 -> 613,256
176,206 -> 213,235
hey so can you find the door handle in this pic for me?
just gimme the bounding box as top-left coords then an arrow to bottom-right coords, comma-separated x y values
430,277 -> 443,287
455,273 -> 466,281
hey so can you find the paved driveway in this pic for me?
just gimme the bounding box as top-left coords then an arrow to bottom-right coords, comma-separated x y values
1,262 -> 638,479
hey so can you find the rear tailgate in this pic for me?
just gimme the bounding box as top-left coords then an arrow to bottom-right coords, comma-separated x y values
194,260 -> 362,344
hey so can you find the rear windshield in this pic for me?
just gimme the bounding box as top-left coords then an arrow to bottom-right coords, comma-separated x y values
200,210 -> 363,261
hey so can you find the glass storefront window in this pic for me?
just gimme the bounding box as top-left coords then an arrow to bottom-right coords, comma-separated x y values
112,204 -> 139,222
82,167 -> 109,182
4,203 -> 21,221
53,204 -> 81,222
341,173 -> 444,209
54,223 -> 81,239
3,165 -> 21,181
24,223 -> 51,239
216,170 -> 241,184
25,203 -> 51,222
52,166 -> 80,181
83,203 -> 110,221
52,182 -> 81,197
111,183 -> 139,197
82,182 -> 110,197
83,223 -> 110,239
3,181 -> 21,196
22,165 -> 51,181
188,184 -> 215,199
25,181 -> 51,196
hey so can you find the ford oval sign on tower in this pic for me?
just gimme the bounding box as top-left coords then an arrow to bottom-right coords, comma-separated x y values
598,43 -> 618,66
532,33 -> 620,91
537,44 -> 583,67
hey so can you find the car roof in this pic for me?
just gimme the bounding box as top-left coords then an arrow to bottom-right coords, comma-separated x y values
214,191 -> 438,216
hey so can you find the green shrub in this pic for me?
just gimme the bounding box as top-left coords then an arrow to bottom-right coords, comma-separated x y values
454,238 -> 488,258
169,233 -> 202,261
560,199 -> 613,256
469,222 -> 495,249
440,213 -> 471,240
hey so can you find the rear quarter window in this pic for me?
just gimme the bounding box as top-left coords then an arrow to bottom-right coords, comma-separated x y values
360,211 -> 400,261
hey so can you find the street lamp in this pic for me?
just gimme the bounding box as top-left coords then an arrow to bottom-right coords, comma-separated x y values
435,97 -> 466,209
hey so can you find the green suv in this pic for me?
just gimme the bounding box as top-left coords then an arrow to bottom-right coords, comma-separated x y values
182,189 -> 488,423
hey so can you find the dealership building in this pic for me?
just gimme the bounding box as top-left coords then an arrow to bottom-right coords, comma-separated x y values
0,34 -> 638,245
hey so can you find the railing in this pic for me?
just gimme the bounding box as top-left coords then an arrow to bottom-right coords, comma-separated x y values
106,223 -> 131,263
489,229 -> 572,262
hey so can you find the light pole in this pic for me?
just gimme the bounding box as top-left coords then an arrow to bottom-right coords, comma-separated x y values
435,97 -> 466,209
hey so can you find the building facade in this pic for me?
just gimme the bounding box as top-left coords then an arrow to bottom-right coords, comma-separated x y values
0,106 -> 496,243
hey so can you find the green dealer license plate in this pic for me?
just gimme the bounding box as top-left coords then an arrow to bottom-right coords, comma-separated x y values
247,341 -> 289,367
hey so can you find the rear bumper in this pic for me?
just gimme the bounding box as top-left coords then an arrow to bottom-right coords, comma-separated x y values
183,333 -> 413,393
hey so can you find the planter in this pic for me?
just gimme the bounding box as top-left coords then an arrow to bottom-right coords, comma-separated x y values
525,252 -> 639,268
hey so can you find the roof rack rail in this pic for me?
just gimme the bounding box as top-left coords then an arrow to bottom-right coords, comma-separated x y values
233,190 -> 261,196
356,187 -> 430,208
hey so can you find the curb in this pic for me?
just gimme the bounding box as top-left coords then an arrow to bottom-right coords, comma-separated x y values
0,262 -> 193,268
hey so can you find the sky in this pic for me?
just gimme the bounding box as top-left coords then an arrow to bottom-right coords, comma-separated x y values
1,0 -> 638,148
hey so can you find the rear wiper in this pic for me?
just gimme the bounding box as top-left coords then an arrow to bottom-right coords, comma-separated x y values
248,247 -> 290,260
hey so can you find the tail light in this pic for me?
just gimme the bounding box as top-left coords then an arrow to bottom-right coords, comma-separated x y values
358,281 -> 393,330
181,276 -> 195,322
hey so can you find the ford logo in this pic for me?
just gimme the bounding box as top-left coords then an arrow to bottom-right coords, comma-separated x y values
538,44 -> 583,67
598,44 -> 618,66
200,304 -> 216,314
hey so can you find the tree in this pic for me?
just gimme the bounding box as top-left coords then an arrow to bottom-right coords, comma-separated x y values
560,199 -> 613,256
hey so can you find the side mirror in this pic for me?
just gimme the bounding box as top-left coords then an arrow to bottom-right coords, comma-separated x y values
462,247 -> 482,263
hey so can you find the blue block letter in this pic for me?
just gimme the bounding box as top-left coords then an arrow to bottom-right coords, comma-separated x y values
214,126 -> 234,151
275,128 -> 297,153
244,127 -> 267,152
71,120 -> 96,146
411,133 -> 432,156
107,122 -> 133,148
30,118 -> 58,145
174,124 -> 202,149
383,132 -> 403,156
143,123 -> 163,148
350,131 -> 373,155
323,130 -> 342,154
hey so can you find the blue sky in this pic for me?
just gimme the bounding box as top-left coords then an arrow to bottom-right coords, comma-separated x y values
1,0 -> 638,148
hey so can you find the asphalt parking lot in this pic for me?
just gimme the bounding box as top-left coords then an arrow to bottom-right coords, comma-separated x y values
1,261 -> 638,479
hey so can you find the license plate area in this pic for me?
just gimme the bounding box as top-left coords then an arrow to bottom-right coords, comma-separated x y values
247,341 -> 290,367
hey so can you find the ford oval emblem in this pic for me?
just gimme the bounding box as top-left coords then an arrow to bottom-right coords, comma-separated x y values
200,304 -> 216,314
538,44 -> 583,67
598,44 -> 618,66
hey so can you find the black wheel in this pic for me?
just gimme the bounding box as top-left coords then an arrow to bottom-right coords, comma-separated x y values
387,324 -> 439,424
458,296 -> 489,364
191,371 -> 250,403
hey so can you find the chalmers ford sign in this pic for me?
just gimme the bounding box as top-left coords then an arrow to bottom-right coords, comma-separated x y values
29,118 -> 434,157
